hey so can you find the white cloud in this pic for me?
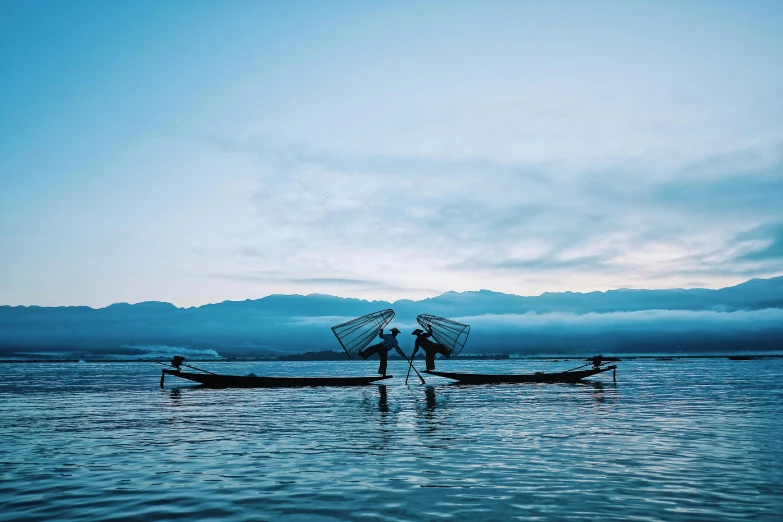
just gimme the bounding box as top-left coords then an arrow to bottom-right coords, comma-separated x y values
3,1 -> 783,306
201,135 -> 783,301
120,345 -> 222,360
462,308 -> 783,330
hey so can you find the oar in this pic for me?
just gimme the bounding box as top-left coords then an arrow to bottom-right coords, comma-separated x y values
405,353 -> 416,384
398,349 -> 425,384
155,360 -> 218,387
182,363 -> 219,375
154,360 -> 219,375
155,361 -> 172,388
563,361 -> 592,373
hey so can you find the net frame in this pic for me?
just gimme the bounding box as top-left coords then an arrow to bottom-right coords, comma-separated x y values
416,314 -> 470,356
331,309 -> 395,360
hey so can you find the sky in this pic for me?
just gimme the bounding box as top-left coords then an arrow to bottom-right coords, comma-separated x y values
1,0 -> 782,307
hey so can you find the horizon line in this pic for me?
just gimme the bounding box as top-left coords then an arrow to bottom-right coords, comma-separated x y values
2,274 -> 781,310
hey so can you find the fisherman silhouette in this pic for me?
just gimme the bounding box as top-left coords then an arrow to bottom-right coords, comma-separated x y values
171,356 -> 185,370
358,327 -> 404,375
591,355 -> 604,368
412,326 -> 451,371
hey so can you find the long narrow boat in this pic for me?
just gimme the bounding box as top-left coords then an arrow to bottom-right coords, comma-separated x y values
161,369 -> 392,388
424,365 -> 617,385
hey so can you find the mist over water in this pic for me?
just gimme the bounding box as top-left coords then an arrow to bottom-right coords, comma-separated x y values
3,276 -> 782,358
1,358 -> 782,521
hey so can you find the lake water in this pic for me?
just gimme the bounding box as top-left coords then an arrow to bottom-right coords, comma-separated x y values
1,358 -> 782,521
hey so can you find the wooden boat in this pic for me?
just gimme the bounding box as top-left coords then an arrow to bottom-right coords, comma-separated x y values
424,365 -> 617,385
161,369 -> 392,388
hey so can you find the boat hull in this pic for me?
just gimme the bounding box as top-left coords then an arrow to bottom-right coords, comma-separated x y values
162,369 -> 392,388
424,365 -> 617,384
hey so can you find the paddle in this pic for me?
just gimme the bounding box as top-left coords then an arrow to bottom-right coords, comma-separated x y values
155,360 -> 219,388
563,361 -> 592,373
398,349 -> 425,384
182,363 -> 219,375
154,360 -> 219,375
405,352 -> 418,385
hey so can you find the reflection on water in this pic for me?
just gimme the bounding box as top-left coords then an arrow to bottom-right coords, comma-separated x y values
424,385 -> 437,412
1,358 -> 782,521
378,384 -> 388,413
582,380 -> 613,403
168,387 -> 182,401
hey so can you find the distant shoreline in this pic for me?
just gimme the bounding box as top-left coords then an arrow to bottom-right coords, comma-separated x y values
1,352 -> 782,363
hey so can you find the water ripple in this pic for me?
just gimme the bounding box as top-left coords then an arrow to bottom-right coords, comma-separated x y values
1,358 -> 782,520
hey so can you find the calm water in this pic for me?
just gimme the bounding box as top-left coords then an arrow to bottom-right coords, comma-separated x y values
1,358 -> 782,521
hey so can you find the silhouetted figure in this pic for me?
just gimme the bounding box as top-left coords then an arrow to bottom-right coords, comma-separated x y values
412,327 -> 451,371
359,327 -> 404,375
591,355 -> 604,368
171,356 -> 185,370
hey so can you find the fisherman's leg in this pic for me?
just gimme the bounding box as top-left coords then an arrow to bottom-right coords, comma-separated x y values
425,350 -> 435,371
378,350 -> 388,375
360,343 -> 382,359
436,344 -> 451,359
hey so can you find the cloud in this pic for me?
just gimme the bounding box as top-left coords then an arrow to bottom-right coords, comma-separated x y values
201,272 -> 279,284
198,272 -> 440,299
283,277 -> 381,286
198,134 -> 783,297
652,170 -> 783,217
737,222 -> 783,261
462,308 -> 783,329
4,2 -> 783,308
451,252 -> 617,273
282,308 -> 783,355
118,345 -> 222,360
9,346 -> 224,360
204,275 -> 385,287
457,309 -> 783,354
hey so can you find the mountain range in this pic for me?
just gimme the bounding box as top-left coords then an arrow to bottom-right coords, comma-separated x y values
1,276 -> 782,359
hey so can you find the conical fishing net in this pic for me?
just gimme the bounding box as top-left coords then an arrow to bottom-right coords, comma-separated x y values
416,314 -> 470,356
332,309 -> 395,360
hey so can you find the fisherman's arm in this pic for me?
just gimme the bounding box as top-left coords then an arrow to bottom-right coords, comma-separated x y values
385,337 -> 403,356
412,336 -> 423,356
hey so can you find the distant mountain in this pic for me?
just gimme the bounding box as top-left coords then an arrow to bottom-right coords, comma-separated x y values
395,276 -> 783,316
1,276 -> 782,359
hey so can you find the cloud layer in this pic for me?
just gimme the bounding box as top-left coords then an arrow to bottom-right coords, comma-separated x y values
1,2 -> 782,306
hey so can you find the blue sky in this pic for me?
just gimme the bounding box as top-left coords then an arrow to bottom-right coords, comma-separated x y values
1,1 -> 782,307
